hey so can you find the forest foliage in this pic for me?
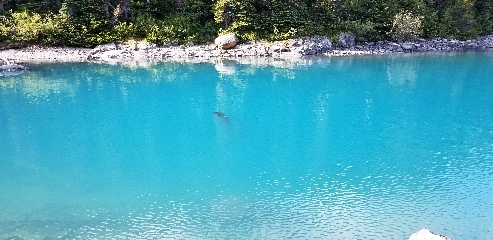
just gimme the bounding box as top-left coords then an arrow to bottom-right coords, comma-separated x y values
0,0 -> 492,47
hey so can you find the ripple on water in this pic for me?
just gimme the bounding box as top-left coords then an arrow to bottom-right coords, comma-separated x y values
1,159 -> 493,240
2,56 -> 493,239
0,173 -> 432,239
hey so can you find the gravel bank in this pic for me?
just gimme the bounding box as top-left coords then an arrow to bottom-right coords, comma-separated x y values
1,34 -> 493,66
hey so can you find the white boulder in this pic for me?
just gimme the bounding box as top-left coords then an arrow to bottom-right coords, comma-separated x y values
93,42 -> 117,52
401,43 -> 415,51
215,33 -> 239,50
136,41 -> 156,51
338,32 -> 355,48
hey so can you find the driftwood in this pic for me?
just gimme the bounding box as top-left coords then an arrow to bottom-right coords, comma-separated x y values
0,63 -> 27,71
0,56 -> 11,65
0,56 -> 27,73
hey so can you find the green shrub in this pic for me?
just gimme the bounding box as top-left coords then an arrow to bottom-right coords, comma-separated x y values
0,15 -> 13,43
0,0 -> 491,48
213,0 -> 256,40
474,0 -> 493,35
390,10 -> 424,41
421,9 -> 441,38
11,11 -> 49,43
442,0 -> 479,39
341,20 -> 382,42
111,11 -> 217,46
337,0 -> 393,41
112,22 -> 137,41
0,10 -> 66,45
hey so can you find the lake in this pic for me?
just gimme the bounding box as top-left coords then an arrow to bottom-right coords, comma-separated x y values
1,51 -> 493,239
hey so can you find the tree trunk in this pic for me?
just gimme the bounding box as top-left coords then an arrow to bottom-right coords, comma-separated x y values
107,0 -> 133,27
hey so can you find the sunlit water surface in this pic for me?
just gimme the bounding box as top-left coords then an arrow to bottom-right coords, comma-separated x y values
1,52 -> 493,239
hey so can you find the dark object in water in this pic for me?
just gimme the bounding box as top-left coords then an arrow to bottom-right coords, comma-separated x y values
214,111 -> 228,119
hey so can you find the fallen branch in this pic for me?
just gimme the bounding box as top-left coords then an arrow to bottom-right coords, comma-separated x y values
0,56 -> 27,72
0,64 -> 27,71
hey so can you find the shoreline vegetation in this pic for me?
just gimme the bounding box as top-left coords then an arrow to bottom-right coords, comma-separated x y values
1,0 -> 493,47
1,0 -> 493,67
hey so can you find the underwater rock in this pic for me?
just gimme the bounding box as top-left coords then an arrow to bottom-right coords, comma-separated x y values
214,111 -> 228,120
400,43 -> 415,51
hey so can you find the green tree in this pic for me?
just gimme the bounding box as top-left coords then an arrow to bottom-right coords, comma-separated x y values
442,0 -> 478,39
0,0 -> 492,47
474,0 -> 493,34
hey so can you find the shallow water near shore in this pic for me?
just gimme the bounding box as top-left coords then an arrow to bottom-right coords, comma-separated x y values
1,51 -> 493,239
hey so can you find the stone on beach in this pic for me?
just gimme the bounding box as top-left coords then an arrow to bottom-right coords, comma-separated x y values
338,32 -> 355,48
400,43 -> 415,51
91,42 -> 117,53
215,33 -> 239,50
409,228 -> 452,240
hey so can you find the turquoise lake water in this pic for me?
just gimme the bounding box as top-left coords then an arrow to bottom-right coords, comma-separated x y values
1,52 -> 493,239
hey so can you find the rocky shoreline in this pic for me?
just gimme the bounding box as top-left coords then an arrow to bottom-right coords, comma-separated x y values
1,34 -> 493,67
